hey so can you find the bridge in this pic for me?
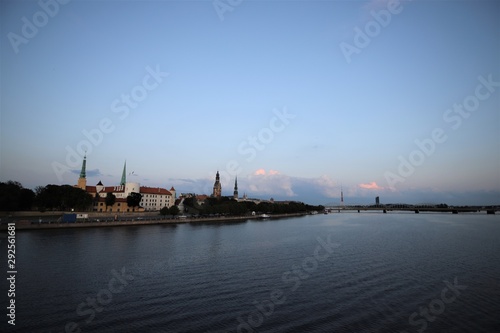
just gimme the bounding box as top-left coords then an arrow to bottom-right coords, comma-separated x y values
325,206 -> 498,214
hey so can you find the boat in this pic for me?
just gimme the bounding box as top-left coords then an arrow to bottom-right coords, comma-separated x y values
260,214 -> 270,219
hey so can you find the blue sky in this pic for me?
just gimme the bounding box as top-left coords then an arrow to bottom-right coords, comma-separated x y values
1,0 -> 499,205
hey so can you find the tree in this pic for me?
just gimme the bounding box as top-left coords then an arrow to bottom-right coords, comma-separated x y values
35,185 -> 92,211
160,206 -> 169,216
168,205 -> 180,216
126,192 -> 142,211
0,181 -> 35,211
183,197 -> 195,208
105,192 -> 116,210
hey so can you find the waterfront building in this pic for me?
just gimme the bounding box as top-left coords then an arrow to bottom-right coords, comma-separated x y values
75,157 -> 176,212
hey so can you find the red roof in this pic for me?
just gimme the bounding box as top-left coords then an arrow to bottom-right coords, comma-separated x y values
86,186 -> 97,192
86,184 -> 171,195
94,197 -> 127,203
140,186 -> 172,195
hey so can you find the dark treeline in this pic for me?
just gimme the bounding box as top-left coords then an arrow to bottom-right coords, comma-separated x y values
0,181 -> 92,212
183,196 -> 324,216
0,181 -> 35,211
36,185 -> 93,211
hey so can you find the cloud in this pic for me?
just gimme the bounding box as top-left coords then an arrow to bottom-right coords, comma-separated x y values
159,173 -> 500,206
358,181 -> 383,190
311,175 -> 338,198
248,169 -> 295,197
70,168 -> 102,177
254,169 -> 266,176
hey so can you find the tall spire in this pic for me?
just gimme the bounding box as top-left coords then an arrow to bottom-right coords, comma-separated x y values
77,154 -> 87,190
233,176 -> 238,200
340,185 -> 344,206
213,170 -> 222,198
79,154 -> 87,179
120,160 -> 126,186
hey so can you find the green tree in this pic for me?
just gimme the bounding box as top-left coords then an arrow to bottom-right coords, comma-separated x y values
105,192 -> 116,210
183,197 -> 195,208
160,206 -> 169,216
168,205 -> 180,216
126,192 -> 142,211
35,185 -> 92,211
0,181 -> 35,211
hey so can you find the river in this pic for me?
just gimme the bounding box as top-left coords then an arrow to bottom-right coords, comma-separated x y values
2,212 -> 500,332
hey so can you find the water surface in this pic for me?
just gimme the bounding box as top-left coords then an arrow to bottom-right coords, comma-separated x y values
3,213 -> 500,332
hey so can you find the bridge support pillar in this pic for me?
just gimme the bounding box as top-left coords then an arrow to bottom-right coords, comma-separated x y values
383,209 -> 387,213
415,210 -> 419,214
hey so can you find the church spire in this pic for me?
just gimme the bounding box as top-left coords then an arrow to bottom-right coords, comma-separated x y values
79,154 -> 87,179
212,170 -> 222,198
233,176 -> 238,200
77,155 -> 87,190
340,185 -> 344,206
120,160 -> 126,186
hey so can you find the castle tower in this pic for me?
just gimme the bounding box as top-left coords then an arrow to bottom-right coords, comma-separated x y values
233,177 -> 238,200
77,155 -> 87,190
212,171 -> 222,198
120,160 -> 126,186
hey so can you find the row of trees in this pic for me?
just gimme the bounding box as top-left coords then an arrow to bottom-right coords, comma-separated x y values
36,184 -> 93,211
182,196 -> 324,216
0,181 -> 93,212
159,205 -> 180,216
0,181 -> 36,211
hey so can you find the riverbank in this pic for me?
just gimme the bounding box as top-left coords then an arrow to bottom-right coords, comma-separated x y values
0,212 -> 308,230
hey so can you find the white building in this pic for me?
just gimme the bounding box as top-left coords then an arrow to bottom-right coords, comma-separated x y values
139,186 -> 176,211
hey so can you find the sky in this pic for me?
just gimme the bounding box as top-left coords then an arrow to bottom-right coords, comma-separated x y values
1,0 -> 499,206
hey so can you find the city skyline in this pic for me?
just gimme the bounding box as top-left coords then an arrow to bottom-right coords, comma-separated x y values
1,0 -> 499,206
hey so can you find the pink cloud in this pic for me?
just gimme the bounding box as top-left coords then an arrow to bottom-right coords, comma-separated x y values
359,182 -> 383,190
254,169 -> 280,176
254,169 -> 266,176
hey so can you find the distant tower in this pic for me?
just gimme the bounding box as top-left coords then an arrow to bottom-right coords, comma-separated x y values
77,155 -> 87,190
120,161 -> 126,186
212,171 -> 222,198
233,177 -> 239,200
340,186 -> 344,206
376,196 -> 380,206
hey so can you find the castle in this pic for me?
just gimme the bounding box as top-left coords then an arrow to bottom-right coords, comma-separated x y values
75,156 -> 176,212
